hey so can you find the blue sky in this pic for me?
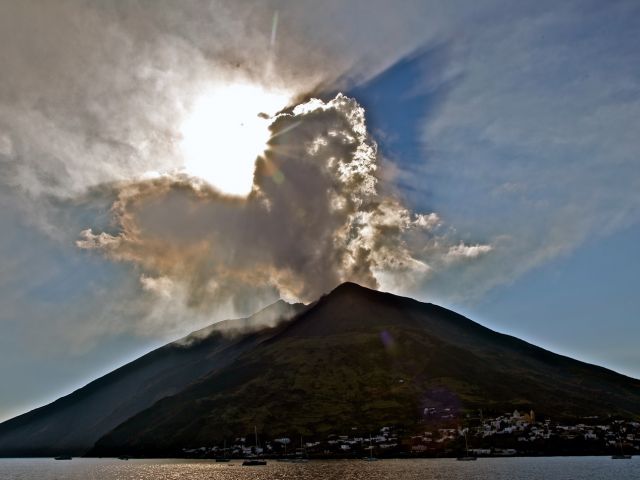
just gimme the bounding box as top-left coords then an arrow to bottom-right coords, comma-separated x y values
0,0 -> 639,421
472,222 -> 640,378
344,6 -> 640,380
345,0 -> 640,376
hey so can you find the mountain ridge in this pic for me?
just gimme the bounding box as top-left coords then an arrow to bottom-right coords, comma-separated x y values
1,282 -> 638,457
89,283 -> 640,456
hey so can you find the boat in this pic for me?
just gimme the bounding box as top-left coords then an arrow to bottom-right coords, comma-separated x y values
276,435 -> 291,461
612,434 -> 632,459
54,455 -> 72,460
362,434 -> 379,461
117,456 -> 130,460
456,428 -> 477,461
242,459 -> 267,466
290,435 -> 309,462
215,439 -> 230,462
242,426 -> 267,466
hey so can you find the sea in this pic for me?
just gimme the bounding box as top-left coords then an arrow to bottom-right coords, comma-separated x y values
0,457 -> 638,480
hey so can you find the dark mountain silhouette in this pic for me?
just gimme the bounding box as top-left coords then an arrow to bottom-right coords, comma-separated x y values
0,301 -> 303,457
1,283 -> 638,457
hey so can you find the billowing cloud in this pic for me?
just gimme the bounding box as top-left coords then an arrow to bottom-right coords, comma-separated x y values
0,0 -> 454,356
77,94 -> 491,311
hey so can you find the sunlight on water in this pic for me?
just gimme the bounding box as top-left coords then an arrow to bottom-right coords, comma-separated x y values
0,457 -> 638,480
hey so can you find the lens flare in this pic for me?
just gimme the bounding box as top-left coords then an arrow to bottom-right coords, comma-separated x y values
180,83 -> 289,196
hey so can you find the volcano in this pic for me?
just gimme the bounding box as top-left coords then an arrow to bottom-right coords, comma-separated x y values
1,282 -> 638,457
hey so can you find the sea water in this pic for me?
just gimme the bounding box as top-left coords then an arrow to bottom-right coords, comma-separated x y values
0,456 -> 638,480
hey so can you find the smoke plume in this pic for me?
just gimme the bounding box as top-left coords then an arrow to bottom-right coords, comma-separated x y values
0,1 -> 488,335
77,94 -> 490,312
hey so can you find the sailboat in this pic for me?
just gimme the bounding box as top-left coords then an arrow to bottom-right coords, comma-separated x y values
276,436 -> 291,462
290,435 -> 309,463
215,439 -> 230,462
243,426 -> 267,466
456,429 -> 477,461
362,434 -> 379,461
612,433 -> 632,459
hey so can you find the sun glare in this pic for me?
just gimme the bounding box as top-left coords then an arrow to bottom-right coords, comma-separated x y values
180,83 -> 289,196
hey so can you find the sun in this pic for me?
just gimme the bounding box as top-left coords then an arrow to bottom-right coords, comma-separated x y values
180,83 -> 289,196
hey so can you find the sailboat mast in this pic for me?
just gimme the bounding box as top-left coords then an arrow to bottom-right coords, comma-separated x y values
255,426 -> 258,450
465,430 -> 469,455
619,433 -> 625,455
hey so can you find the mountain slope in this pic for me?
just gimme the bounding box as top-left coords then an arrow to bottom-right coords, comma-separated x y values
0,300 -> 303,457
90,283 -> 640,456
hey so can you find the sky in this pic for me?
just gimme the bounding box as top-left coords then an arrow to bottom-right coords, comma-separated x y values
0,0 -> 639,422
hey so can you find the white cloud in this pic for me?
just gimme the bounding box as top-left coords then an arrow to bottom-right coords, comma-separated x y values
446,243 -> 493,261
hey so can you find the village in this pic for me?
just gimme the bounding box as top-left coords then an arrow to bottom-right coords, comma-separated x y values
182,408 -> 640,458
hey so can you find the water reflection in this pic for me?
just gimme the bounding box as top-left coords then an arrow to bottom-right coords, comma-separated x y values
0,457 -> 638,480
